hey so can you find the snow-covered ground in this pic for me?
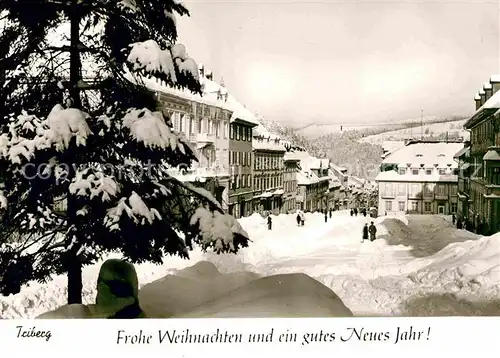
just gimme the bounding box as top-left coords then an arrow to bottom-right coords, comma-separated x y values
1,211 -> 499,318
360,119 -> 469,145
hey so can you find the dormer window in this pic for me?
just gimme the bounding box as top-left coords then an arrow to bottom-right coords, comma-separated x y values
412,168 -> 419,175
438,168 -> 446,175
398,168 -> 406,175
425,169 -> 432,175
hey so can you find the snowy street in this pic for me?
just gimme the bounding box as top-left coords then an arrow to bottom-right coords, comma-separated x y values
1,210 -> 499,318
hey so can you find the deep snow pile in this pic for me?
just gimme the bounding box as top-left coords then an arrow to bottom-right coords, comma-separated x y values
1,211 -> 499,318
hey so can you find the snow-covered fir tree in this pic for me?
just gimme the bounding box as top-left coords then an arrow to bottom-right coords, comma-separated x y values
0,0 -> 249,303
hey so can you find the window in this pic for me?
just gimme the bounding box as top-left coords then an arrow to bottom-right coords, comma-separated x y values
223,122 -> 228,138
411,183 -> 420,196
424,202 -> 431,212
412,169 -> 419,175
397,183 -> 406,196
398,201 -> 405,212
451,203 -> 457,213
236,175 -> 240,189
398,168 -> 406,175
411,201 -> 418,211
248,174 -> 252,188
230,124 -> 234,139
385,201 -> 393,211
450,184 -> 458,196
242,174 -> 246,188
436,184 -> 446,195
423,184 -> 432,196
215,121 -> 220,137
239,125 -> 243,139
425,169 -> 432,175
189,118 -> 193,135
438,168 -> 446,175
236,125 -> 240,140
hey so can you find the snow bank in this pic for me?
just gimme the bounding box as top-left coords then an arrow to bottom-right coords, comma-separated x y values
1,210 -> 499,318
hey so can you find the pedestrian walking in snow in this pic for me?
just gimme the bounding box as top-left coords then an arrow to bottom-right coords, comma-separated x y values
296,213 -> 301,226
324,213 -> 328,223
354,208 -> 358,216
369,221 -> 377,241
452,214 -> 456,225
456,219 -> 463,229
363,209 -> 367,217
300,212 -> 305,226
329,209 -> 332,218
267,216 -> 272,230
362,223 -> 369,242
350,209 -> 353,216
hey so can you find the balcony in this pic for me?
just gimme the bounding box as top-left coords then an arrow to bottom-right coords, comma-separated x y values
191,133 -> 216,145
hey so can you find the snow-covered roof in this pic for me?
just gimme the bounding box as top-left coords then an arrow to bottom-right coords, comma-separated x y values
474,94 -> 481,100
283,152 -> 302,161
483,149 -> 500,161
491,75 -> 500,83
382,142 -> 464,168
382,140 -> 406,153
330,163 -> 348,174
252,137 -> 286,152
479,89 -> 486,95
484,82 -> 493,90
453,146 -> 470,159
139,74 -> 259,126
297,170 -> 328,185
375,170 -> 458,183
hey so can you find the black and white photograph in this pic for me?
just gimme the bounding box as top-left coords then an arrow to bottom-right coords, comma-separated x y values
0,0 -> 499,320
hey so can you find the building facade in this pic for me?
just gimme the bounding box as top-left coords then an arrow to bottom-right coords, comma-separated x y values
461,75 -> 500,233
375,141 -> 463,216
296,156 -> 330,212
283,155 -> 299,213
251,136 -> 286,214
228,119 -> 257,218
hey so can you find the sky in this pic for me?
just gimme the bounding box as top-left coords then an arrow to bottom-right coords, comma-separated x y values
176,0 -> 500,127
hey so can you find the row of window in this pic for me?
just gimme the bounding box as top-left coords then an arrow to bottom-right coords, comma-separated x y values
232,174 -> 252,190
305,181 -> 328,194
398,167 -> 457,176
229,151 -> 252,167
172,113 -> 230,138
380,182 -> 458,197
385,200 -> 457,213
471,119 -> 494,146
230,123 -> 252,142
254,176 -> 283,191
254,154 -> 284,171
284,180 -> 297,193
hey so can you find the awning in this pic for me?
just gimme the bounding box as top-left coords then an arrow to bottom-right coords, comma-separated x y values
483,149 -> 500,161
453,146 -> 470,159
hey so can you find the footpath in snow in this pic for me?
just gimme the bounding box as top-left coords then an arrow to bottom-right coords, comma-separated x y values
1,211 -> 499,318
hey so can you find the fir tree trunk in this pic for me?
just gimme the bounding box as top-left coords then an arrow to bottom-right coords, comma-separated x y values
67,251 -> 83,304
66,0 -> 83,305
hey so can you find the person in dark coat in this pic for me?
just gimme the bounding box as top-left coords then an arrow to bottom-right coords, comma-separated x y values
456,219 -> 463,229
362,223 -> 369,242
354,208 -> 358,216
329,209 -> 332,218
363,209 -> 367,217
324,212 -> 328,223
267,216 -> 272,230
350,209 -> 353,216
452,214 -> 456,225
368,221 -> 377,241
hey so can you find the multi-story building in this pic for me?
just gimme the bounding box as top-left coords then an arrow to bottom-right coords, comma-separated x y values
251,135 -> 286,214
228,107 -> 258,218
283,153 -> 300,213
454,141 -> 471,222
375,140 -> 463,216
295,153 -> 330,212
461,75 -> 500,233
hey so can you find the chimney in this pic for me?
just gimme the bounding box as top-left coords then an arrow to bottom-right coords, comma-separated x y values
479,89 -> 486,106
491,75 -> 500,95
474,93 -> 481,110
484,82 -> 493,101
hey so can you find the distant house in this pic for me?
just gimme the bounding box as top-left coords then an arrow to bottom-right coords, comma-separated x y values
295,153 -> 330,212
375,140 -> 463,216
